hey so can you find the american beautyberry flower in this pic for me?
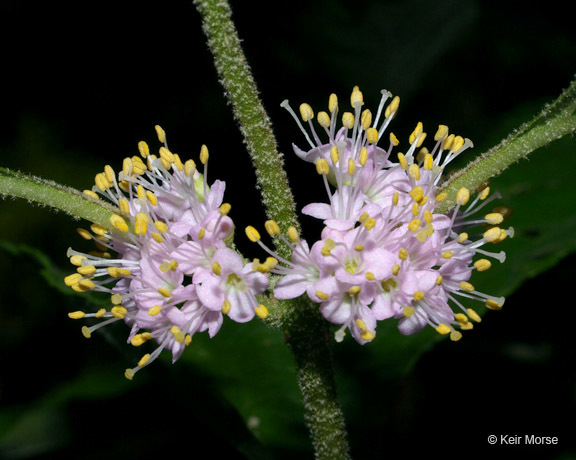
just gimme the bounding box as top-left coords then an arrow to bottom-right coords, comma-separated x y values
249,87 -> 512,344
66,127 -> 268,379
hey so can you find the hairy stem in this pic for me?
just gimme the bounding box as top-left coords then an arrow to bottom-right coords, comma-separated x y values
193,0 -> 299,259
0,167 -> 117,228
193,1 -> 351,458
437,77 -> 576,212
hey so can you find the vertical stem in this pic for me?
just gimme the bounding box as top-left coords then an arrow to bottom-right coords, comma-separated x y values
193,1 -> 351,458
193,0 -> 299,259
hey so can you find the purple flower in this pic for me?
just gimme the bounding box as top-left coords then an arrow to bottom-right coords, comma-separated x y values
247,87 -> 512,344
66,127 -> 268,378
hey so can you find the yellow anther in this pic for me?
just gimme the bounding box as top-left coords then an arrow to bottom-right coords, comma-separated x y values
324,238 -> 336,250
435,275 -> 443,285
94,172 -> 110,191
154,221 -> 168,233
361,109 -> 372,130
172,154 -> 184,171
321,246 -> 331,257
460,322 -> 474,331
198,227 -> 206,240
350,86 -> 364,108
82,189 -> 99,200
81,326 -> 92,339
342,112 -> 355,129
316,158 -> 330,175
146,191 -> 158,206
424,210 -> 433,224
392,264 -> 400,275
460,281 -> 475,292
366,127 -> 379,144
69,255 -> 86,267
255,304 -> 269,319
413,291 -> 425,301
355,318 -> 367,331
408,164 -> 421,181
397,152 -> 407,170
218,203 -> 231,216
479,186 -> 491,200
458,232 -> 469,243
486,299 -> 504,311
454,313 -> 469,324
200,144 -> 209,165
222,299 -> 231,315
111,293 -> 123,305
450,135 -> 465,153
170,326 -> 185,343
442,134 -> 455,151
264,220 -> 281,236
389,132 -> 399,146
485,213 -> 504,225
76,279 -> 95,291
450,330 -> 463,341
110,214 -> 129,233
436,324 -> 451,335
315,290 -> 329,301
435,125 -> 449,141
392,192 -> 399,206
365,271 -> 376,281
398,248 -> 408,260
349,286 -> 361,295
185,335 -> 192,346
408,218 -> 422,232
132,156 -> 147,175
467,308 -> 482,323
118,198 -> 130,215
403,306 -> 415,318
384,96 -> 400,118
359,212 -> 370,223
347,158 -> 356,176
135,213 -> 148,236
245,226 -> 261,243
361,330 -> 376,342
442,251 -> 453,259
330,145 -> 339,164
111,306 -> 127,319
68,311 -> 85,319
138,140 -> 149,158
456,188 -> 470,206
136,184 -> 146,201
354,244 -> 365,252
409,186 -> 424,203
359,147 -> 368,166
364,218 -> 376,230
483,227 -> 502,242
152,233 -> 164,243
212,261 -> 222,276
95,308 -> 106,319
287,226 -> 299,243
124,369 -> 135,380
138,354 -> 151,367
77,265 -> 96,276
155,125 -> 166,143
435,192 -> 448,202
299,103 -> 314,122
474,259 -> 492,272
328,93 -> 338,113
184,159 -> 196,177
423,153 -> 434,170
148,305 -> 162,316
409,122 -> 423,145
318,111 -> 331,128
104,165 -> 115,183
158,287 -> 172,298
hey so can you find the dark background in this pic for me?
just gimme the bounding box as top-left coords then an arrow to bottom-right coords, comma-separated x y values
1,0 -> 575,459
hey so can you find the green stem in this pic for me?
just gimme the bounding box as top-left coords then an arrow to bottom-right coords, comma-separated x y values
193,1 -> 351,458
193,0 -> 299,259
437,77 -> 576,212
0,167 -> 117,228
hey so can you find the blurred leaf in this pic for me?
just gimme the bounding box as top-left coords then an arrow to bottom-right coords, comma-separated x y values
179,319 -> 309,452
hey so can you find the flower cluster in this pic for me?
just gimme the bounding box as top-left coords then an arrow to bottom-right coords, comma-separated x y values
247,87 -> 512,344
66,126 -> 269,379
